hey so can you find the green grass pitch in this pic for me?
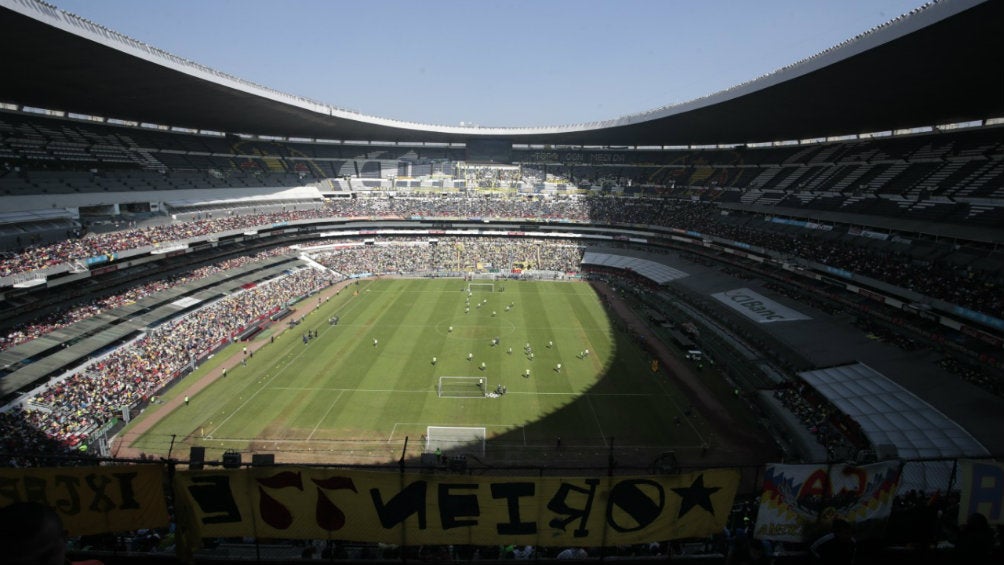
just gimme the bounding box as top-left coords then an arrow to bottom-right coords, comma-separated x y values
123,279 -> 707,464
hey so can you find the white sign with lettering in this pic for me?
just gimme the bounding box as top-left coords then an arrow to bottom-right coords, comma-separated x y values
711,288 -> 810,324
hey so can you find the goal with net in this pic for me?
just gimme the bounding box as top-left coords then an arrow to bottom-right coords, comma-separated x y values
437,376 -> 487,398
426,426 -> 486,456
466,273 -> 496,293
466,282 -> 494,293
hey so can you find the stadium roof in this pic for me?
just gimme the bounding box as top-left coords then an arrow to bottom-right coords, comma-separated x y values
798,363 -> 988,459
0,0 -> 1001,146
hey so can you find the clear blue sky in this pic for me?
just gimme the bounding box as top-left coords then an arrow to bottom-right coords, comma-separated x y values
51,0 -> 926,128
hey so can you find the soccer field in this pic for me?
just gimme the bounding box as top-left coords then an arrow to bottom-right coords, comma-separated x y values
122,278 -> 707,465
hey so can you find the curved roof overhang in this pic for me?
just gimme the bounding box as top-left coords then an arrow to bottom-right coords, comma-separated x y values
0,0 -> 1001,146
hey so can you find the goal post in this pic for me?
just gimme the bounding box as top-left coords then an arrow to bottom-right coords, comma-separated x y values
466,272 -> 496,293
426,426 -> 486,456
438,376 -> 487,398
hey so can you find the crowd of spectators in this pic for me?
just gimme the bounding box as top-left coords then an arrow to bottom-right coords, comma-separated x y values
0,410 -> 69,467
938,356 -> 1004,397
694,212 -> 1004,320
885,489 -> 957,549
0,247 -> 292,352
459,165 -> 525,188
852,316 -> 923,351
329,195 -> 593,222
2,195 -> 1001,319
885,489 -> 1000,560
311,237 -> 583,276
0,208 -> 329,277
0,267 -> 334,457
773,381 -> 868,462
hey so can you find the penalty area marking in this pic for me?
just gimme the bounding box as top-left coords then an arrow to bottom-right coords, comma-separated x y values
307,390 -> 345,441
584,394 -> 607,444
388,422 -> 525,445
645,365 -> 709,446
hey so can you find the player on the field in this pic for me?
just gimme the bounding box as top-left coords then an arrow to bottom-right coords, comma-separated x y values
432,356 -> 437,365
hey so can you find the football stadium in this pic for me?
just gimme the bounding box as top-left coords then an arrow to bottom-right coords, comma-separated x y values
0,0 -> 1002,562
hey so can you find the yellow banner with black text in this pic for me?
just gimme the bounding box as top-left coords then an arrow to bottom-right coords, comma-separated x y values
174,467 -> 739,545
0,465 -> 170,536
958,460 -> 1004,525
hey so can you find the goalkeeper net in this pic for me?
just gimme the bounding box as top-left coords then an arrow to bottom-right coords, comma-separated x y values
438,376 -> 487,398
466,282 -> 494,293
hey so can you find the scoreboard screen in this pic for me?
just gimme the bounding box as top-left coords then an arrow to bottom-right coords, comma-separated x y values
466,139 -> 513,164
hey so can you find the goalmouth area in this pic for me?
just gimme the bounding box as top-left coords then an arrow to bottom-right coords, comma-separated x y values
117,278 -> 723,467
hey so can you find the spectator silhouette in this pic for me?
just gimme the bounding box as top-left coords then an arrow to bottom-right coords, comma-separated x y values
809,518 -> 856,564
955,512 -> 994,564
0,501 -> 68,565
